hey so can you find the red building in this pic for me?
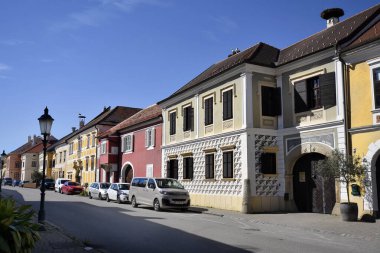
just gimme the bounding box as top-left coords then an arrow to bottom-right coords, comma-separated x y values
98,104 -> 162,183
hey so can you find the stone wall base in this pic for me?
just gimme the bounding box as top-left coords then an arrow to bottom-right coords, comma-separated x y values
190,194 -> 243,212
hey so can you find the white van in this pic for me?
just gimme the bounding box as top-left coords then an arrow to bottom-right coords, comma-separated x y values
129,177 -> 190,211
55,178 -> 70,193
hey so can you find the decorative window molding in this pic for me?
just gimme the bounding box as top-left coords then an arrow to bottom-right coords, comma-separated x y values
220,145 -> 236,151
122,134 -> 134,153
203,148 -> 217,153
100,141 -> 107,155
289,68 -> 326,93
219,83 -> 237,102
145,128 -> 155,149
201,92 -> 217,109
180,152 -> 193,157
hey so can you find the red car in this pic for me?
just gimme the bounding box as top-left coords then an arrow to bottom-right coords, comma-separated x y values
61,181 -> 83,195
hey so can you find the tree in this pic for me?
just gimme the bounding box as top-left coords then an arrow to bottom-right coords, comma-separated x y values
31,171 -> 43,183
315,149 -> 368,203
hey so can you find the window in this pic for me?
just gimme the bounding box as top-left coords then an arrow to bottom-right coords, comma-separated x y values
183,157 -> 193,180
91,156 -> 95,170
183,106 -> 194,131
15,162 -> 21,168
169,111 -> 176,135
22,162 -> 25,168
87,135 -> 90,148
85,157 -> 89,171
92,134 -> 96,147
59,152 -> 62,163
69,143 -> 73,155
260,153 -> 277,174
122,135 -> 133,152
223,89 -> 233,120
63,151 -> 66,162
205,153 -> 214,179
78,137 -> 82,152
145,128 -> 155,148
31,161 -> 37,167
373,68 -> 380,109
294,72 -> 336,113
146,164 -> 153,177
261,86 -> 281,116
101,141 -> 107,154
223,151 -> 233,178
204,97 -> 213,125
167,159 -> 178,179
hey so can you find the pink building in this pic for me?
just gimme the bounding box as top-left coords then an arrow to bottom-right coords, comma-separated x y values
98,104 -> 162,183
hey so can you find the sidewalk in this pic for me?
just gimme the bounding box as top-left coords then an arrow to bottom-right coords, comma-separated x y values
33,221 -> 97,253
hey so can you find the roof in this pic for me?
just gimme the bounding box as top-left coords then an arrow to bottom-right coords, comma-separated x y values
277,3 -> 380,65
158,42 -> 279,104
158,4 -> 380,105
71,106 -> 142,137
100,104 -> 162,138
9,135 -> 57,155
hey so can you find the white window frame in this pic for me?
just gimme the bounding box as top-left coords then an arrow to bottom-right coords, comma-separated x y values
146,164 -> 153,177
101,141 -> 107,155
145,127 -> 155,149
122,134 -> 133,153
69,142 -> 73,155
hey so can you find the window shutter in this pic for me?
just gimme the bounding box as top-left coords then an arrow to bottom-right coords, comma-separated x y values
145,130 -> 148,147
189,157 -> 193,179
319,72 -> 336,109
174,160 -> 178,179
183,108 -> 187,131
131,135 -> 134,151
294,80 -> 308,113
151,128 -> 155,147
167,161 -> 171,178
190,107 -> 194,131
183,158 -> 187,179
261,86 -> 274,116
275,87 -> 282,116
223,91 -> 228,120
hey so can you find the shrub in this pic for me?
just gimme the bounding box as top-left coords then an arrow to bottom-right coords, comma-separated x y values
0,198 -> 40,253
31,171 -> 43,183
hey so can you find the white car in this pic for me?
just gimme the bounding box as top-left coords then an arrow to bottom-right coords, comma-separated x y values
54,178 -> 70,193
106,183 -> 130,204
88,182 -> 111,200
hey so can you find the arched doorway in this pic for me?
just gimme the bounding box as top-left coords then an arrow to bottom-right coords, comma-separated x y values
121,163 -> 134,183
293,153 -> 336,213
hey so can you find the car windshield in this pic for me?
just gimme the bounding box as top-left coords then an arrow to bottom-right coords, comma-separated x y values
118,184 -> 130,190
61,180 -> 70,184
155,179 -> 184,189
100,183 -> 110,189
67,182 -> 80,186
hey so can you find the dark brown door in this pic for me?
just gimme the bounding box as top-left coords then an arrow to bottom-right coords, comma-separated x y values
293,153 -> 335,213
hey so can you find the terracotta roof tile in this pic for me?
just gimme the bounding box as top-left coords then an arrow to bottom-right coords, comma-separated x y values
100,104 -> 162,137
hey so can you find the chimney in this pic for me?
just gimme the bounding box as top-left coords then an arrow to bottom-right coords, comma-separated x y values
28,135 -> 31,142
321,8 -> 344,28
228,48 -> 241,57
79,114 -> 86,129
32,135 -> 37,145
72,127 -> 76,132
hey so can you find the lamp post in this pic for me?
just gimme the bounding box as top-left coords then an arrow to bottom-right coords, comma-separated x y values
0,150 -> 6,197
37,107 -> 54,224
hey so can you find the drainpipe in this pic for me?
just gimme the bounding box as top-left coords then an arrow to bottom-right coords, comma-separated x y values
95,126 -> 99,182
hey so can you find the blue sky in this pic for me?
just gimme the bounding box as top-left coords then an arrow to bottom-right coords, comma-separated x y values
0,0 -> 378,153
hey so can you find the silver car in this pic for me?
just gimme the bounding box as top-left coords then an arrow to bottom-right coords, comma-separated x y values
106,183 -> 130,204
129,177 -> 190,211
88,182 -> 111,200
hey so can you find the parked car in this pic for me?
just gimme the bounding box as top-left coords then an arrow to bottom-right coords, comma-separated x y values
88,182 -> 111,200
129,177 -> 190,211
2,178 -> 12,186
12,179 -> 21,187
19,180 -> 30,187
61,181 -> 83,195
55,178 -> 70,193
40,178 -> 55,190
106,183 -> 130,204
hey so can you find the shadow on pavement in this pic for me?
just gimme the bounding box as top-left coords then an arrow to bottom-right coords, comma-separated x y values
2,187 -> 256,253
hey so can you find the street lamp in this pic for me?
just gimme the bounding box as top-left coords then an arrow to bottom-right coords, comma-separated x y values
37,107 -> 54,224
0,150 -> 7,197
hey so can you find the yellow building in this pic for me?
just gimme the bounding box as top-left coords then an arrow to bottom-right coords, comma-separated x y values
65,106 -> 140,186
341,19 -> 380,218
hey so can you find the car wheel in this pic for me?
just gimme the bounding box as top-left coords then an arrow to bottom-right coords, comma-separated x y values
98,193 -> 102,200
131,196 -> 138,208
154,199 -> 161,212
89,192 -> 92,199
58,188 -> 61,193
106,196 -> 110,202
117,196 -> 121,204
180,208 -> 188,212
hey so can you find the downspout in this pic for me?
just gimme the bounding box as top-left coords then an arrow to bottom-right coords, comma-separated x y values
95,126 -> 99,182
336,46 -> 351,156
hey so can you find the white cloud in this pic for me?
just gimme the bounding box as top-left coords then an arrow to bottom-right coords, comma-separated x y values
211,16 -> 238,33
0,63 -> 11,71
51,0 -> 166,31
0,39 -> 34,46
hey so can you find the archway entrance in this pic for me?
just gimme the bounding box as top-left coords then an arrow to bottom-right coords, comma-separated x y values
124,165 -> 133,183
293,153 -> 336,213
376,156 -> 380,218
